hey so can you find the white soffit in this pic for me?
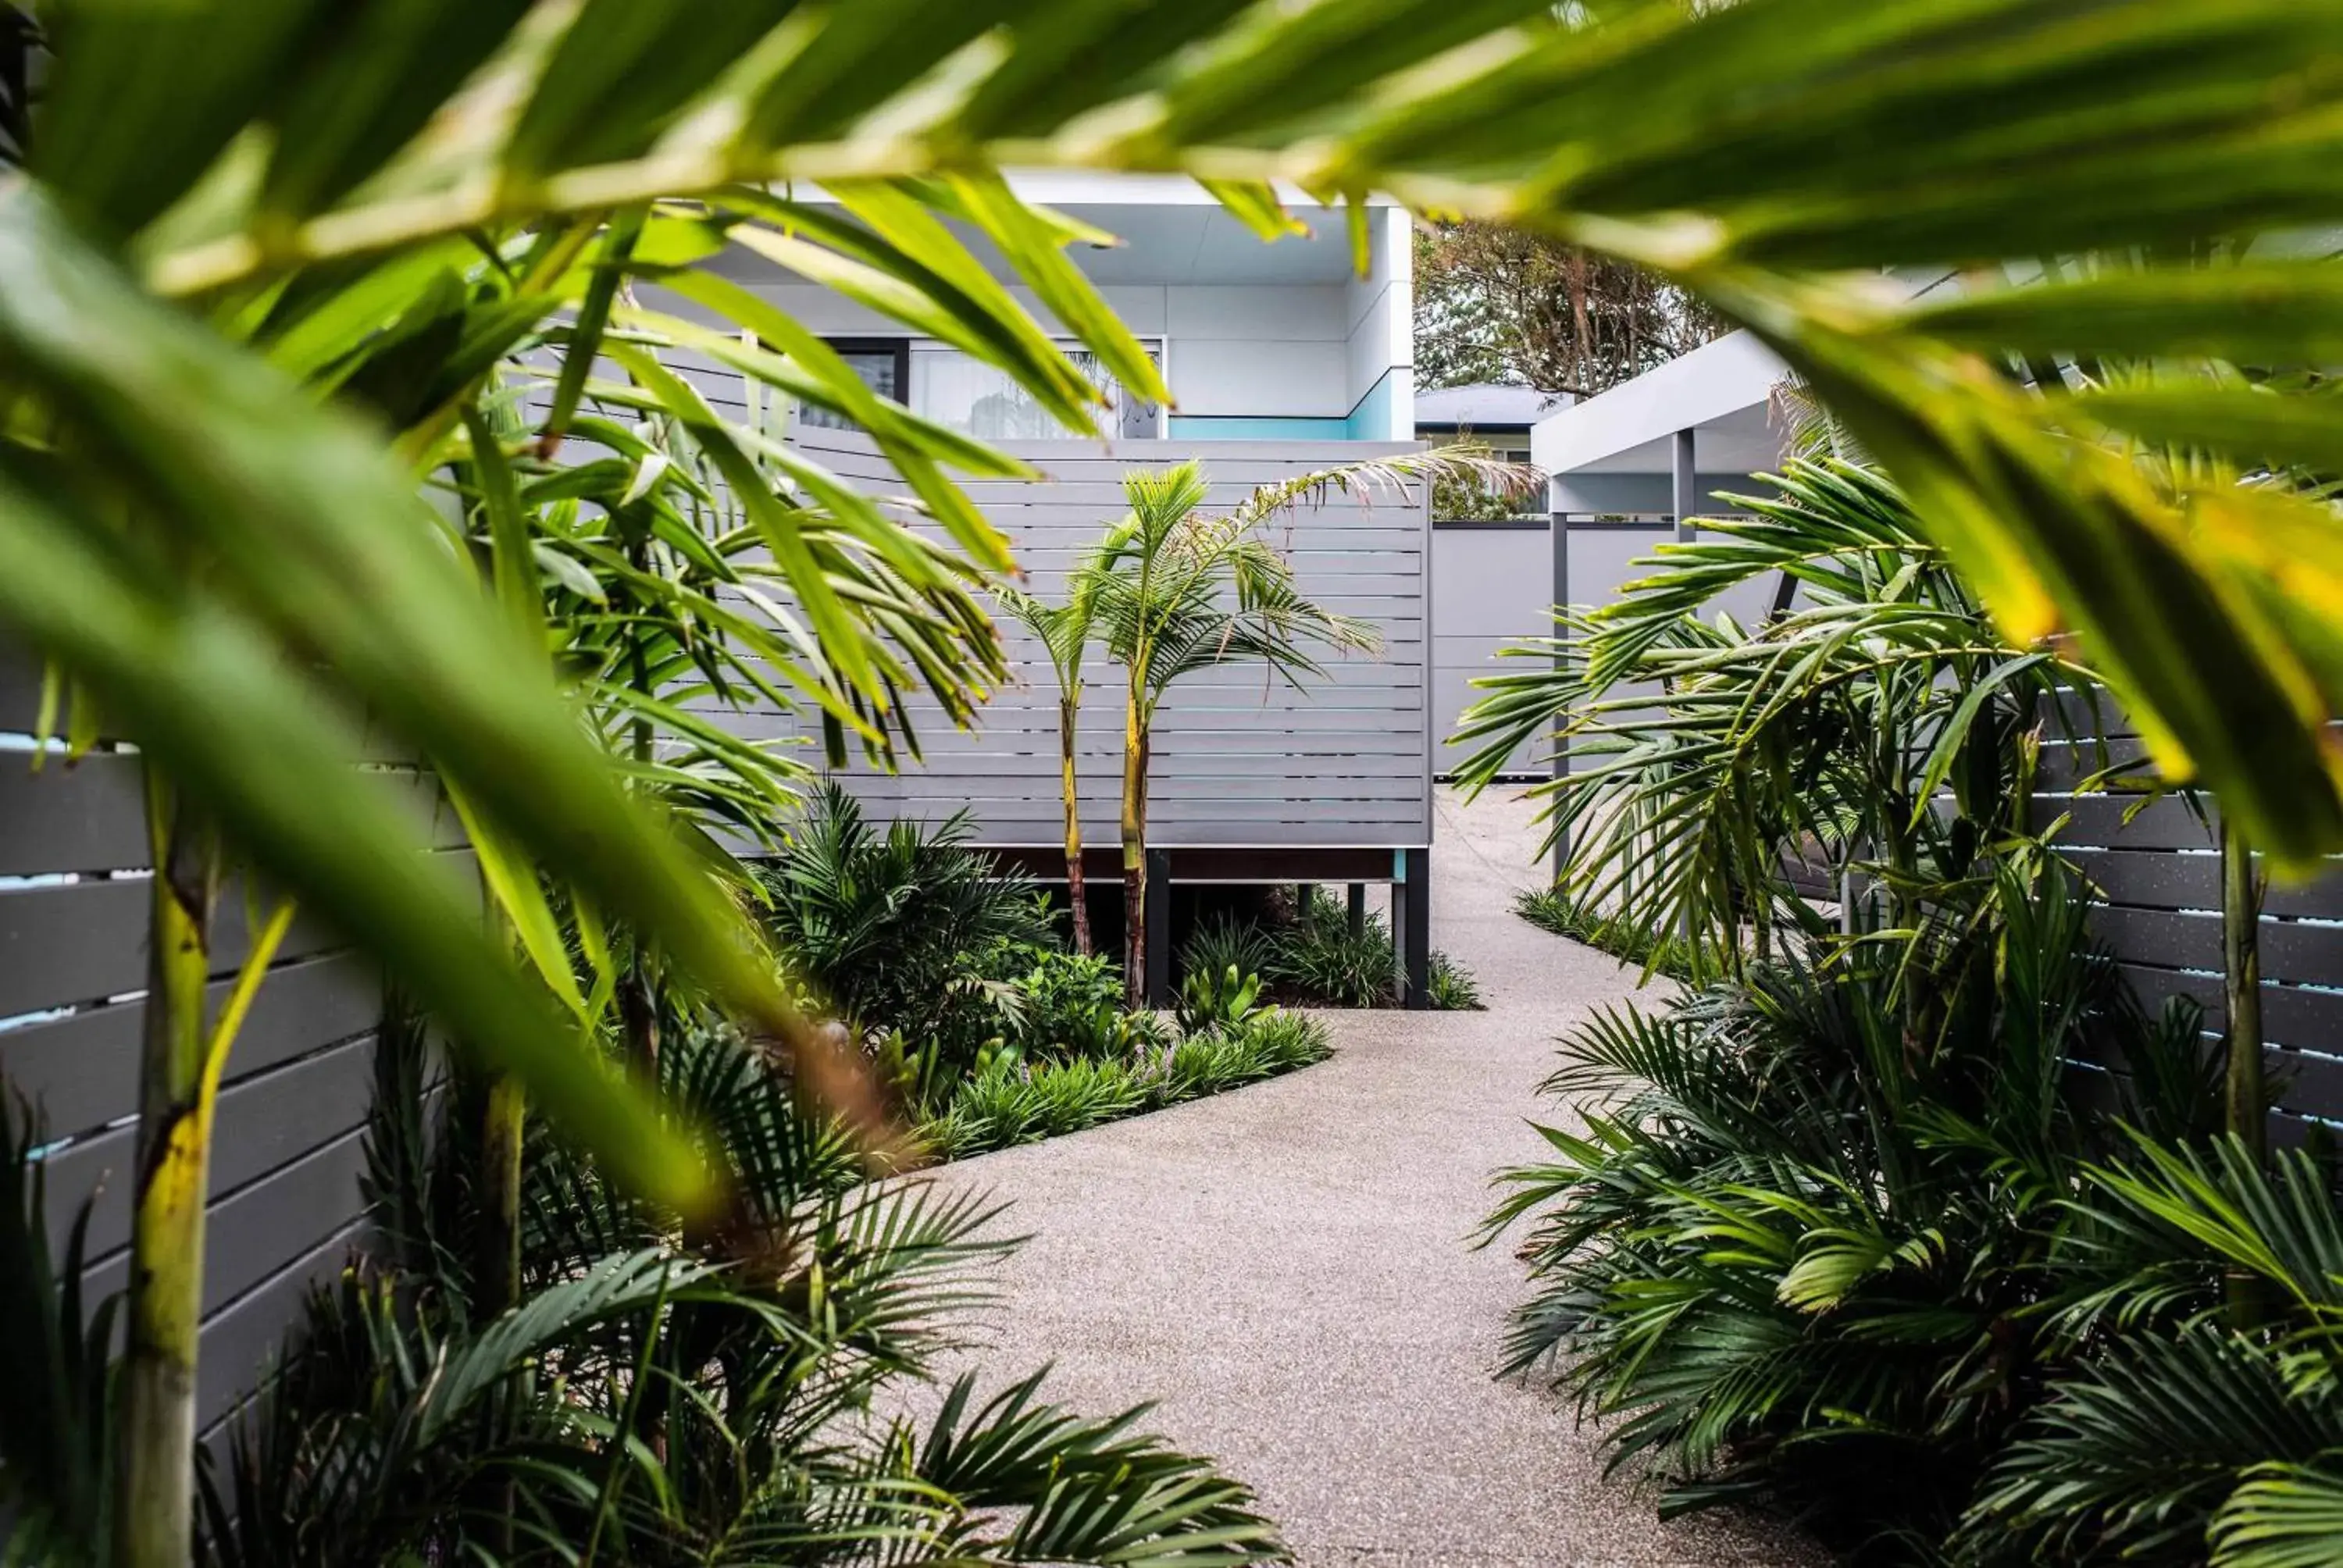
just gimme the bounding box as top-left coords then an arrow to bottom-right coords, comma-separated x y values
722,173 -> 1385,286
1531,330 -> 1789,475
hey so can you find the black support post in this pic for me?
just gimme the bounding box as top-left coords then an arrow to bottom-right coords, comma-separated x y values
1550,509 -> 1569,885
1398,849 -> 1432,1009
1144,846 -> 1172,1007
1347,882 -> 1367,938
1672,426 -> 1699,543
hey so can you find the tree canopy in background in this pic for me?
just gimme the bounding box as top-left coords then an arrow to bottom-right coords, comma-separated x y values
1413,220 -> 1728,397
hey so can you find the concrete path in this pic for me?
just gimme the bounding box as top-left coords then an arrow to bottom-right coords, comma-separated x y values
925,789 -> 1817,1566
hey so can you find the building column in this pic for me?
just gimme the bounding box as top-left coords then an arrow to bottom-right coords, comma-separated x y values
1396,849 -> 1432,1009
1144,847 -> 1172,1007
1671,426 -> 1703,959
1347,882 -> 1367,939
1550,509 -> 1570,885
1672,426 -> 1698,543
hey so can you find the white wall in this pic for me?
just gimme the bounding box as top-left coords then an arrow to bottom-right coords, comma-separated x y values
679,279 -> 1363,422
1343,207 -> 1415,437
1164,286 -> 1350,419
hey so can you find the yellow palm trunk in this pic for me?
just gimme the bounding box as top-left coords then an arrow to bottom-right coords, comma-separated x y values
115,779 -> 214,1568
115,780 -> 289,1568
478,1074 -> 528,1317
1060,693 -> 1092,956
1120,687 -> 1149,1009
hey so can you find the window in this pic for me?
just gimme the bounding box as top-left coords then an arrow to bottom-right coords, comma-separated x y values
912,343 -> 1162,440
806,337 -> 1163,439
797,339 -> 909,431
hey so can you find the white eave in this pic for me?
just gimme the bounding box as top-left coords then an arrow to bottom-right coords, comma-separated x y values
1529,330 -> 1788,476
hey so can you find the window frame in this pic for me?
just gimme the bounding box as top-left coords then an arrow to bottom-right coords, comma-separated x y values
828,333 -> 1168,439
819,337 -> 912,407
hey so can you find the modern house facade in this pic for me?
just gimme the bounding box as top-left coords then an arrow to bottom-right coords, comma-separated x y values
701,173 -> 1417,443
1425,334 -> 1793,781
1532,328 -> 1785,522
666,176 -> 1439,1000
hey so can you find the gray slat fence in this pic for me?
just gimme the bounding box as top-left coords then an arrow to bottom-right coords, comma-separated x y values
1434,519 -> 1781,781
740,425 -> 1435,852
0,647 -> 406,1433
2039,702 -> 2343,1140
1542,538 -> 2343,1131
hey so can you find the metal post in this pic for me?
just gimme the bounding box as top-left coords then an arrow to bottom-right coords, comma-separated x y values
1672,426 -> 1698,543
1347,882 -> 1367,939
1671,426 -> 1701,957
1398,849 -> 1432,1009
1144,847 -> 1172,1008
1550,509 -> 1570,885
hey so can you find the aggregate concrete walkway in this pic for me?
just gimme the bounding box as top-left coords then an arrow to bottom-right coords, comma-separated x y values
925,789 -> 1817,1566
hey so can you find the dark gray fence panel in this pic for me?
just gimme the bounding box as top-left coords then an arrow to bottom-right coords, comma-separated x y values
0,648 -> 394,1432
2036,702 -> 2343,1135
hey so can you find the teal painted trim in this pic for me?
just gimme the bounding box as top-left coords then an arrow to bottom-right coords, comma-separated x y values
1166,415 -> 1355,440
1345,369 -> 1400,440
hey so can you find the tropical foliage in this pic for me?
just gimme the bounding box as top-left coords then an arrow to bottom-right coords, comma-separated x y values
1083,459 -> 1380,1005
926,1010 -> 1332,1160
10,2 -> 2343,1562
1457,458 -> 2081,980
187,1014 -> 1285,1567
1007,447 -> 1531,989
1485,857 -> 2216,1548
1179,891 -> 1483,1013
1475,456 -> 2343,1563
1514,886 -> 1695,982
754,786 -> 1331,1161
757,784 -> 1051,1059
1414,220 -> 1726,397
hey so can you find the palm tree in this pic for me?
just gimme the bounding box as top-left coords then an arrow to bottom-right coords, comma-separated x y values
1083,461 -> 1384,1005
1453,458 -> 2082,979
997,579 -> 1101,955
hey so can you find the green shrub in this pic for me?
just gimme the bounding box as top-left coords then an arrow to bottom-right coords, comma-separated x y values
755,783 -> 1049,1060
1180,913 -> 1277,989
925,1055 -> 1151,1157
1514,885 -> 1693,981
1953,1138 -> 2343,1566
1177,963 -> 1264,1036
1004,946 -> 1130,1059
1158,1010 -> 1329,1103
1484,861 -> 2226,1554
1426,951 -> 1483,1010
1268,896 -> 1397,1007
925,1010 -> 1330,1159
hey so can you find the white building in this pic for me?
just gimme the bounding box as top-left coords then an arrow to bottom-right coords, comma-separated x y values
1532,328 -> 1786,521
680,176 -> 1439,1001
702,173 -> 1417,444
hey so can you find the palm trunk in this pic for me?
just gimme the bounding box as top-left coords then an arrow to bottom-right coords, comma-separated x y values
1060,693 -> 1092,956
116,775 -> 219,1568
622,543 -> 661,1070
2223,818 -> 2266,1156
2220,816 -> 2267,1329
1120,695 -> 1149,1009
476,1073 -> 526,1317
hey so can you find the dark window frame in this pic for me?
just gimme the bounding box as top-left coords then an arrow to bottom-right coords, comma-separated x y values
821,337 -> 911,404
